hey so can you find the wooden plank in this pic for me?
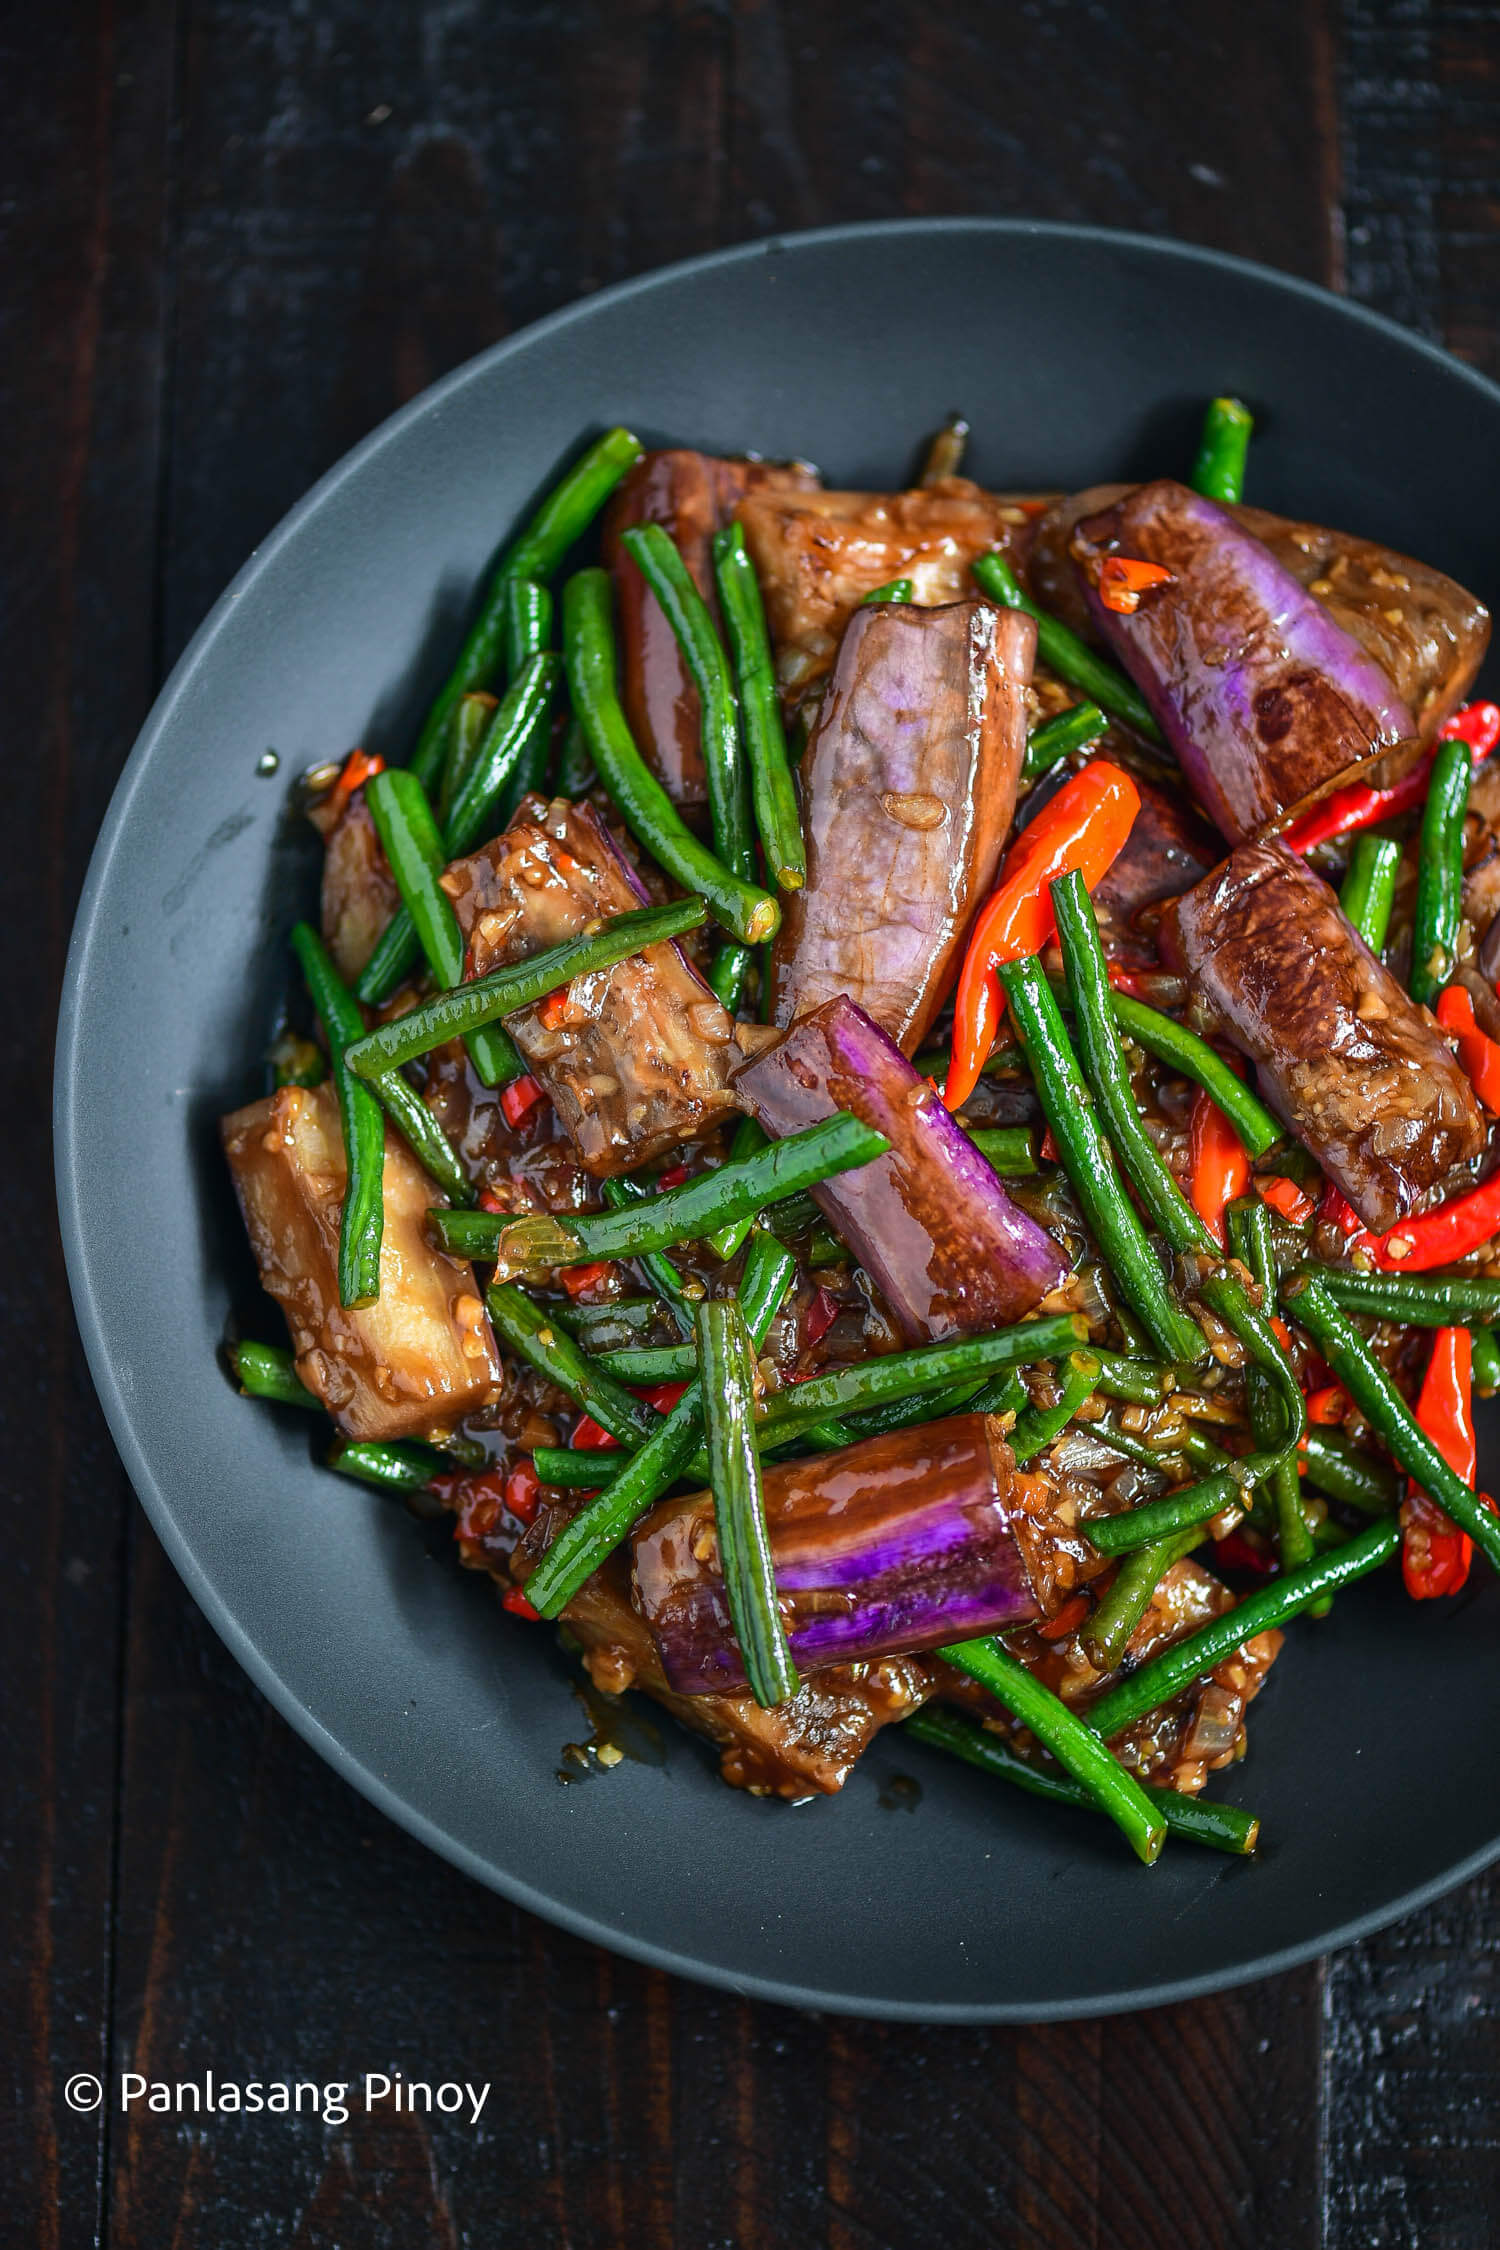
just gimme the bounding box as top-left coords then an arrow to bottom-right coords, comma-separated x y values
0,5 -> 177,2246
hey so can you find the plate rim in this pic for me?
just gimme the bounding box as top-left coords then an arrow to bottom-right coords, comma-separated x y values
53,214 -> 1500,2022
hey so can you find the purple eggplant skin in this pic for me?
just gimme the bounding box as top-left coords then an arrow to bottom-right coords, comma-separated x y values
1070,480 -> 1416,844
633,1414 -> 1052,1696
1029,484 -> 1489,753
733,996 -> 1069,1340
769,598 -> 1035,1055
1163,839 -> 1484,1232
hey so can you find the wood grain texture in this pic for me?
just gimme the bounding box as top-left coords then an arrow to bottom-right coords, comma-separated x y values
10,0 -> 1498,2243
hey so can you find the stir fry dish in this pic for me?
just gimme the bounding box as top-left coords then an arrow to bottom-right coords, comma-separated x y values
223,400 -> 1500,1866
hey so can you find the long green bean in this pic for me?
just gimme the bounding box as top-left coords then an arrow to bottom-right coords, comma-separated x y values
999,955 -> 1205,1363
436,689 -> 497,827
485,1281 -> 663,1449
562,568 -> 779,944
1092,1353 -> 1177,1406
708,1118 -> 770,1259
534,1447 -> 622,1488
364,1066 -> 475,1209
1229,1197 -> 1315,1576
711,523 -> 806,891
1189,396 -> 1253,504
348,897 -> 706,1079
552,1295 -> 662,1348
1082,1523 -> 1207,1670
965,1125 -> 1040,1176
1474,1323 -> 1500,1397
228,1340 -> 321,1410
1087,1516 -> 1401,1742
407,427 -> 641,791
596,1342 -> 698,1384
1107,990 -> 1282,1157
860,577 -> 913,604
357,652 -> 559,1004
327,1436 -> 452,1493
526,1234 -> 794,1617
290,922 -> 385,1307
600,1175 -> 698,1335
435,1114 -> 887,1274
905,1705 -> 1259,1855
971,550 -> 1163,744
939,1637 -> 1166,1864
1024,700 -> 1107,779
1008,1353 -> 1099,1463
1298,1263 -> 1500,1327
365,769 -> 519,1087
494,579 -> 555,822
1410,734 -> 1472,1007
1085,1449 -> 1285,1555
1299,1427 -> 1399,1516
1283,1272 -> 1500,1576
700,1298 -> 799,1706
1339,832 -> 1402,955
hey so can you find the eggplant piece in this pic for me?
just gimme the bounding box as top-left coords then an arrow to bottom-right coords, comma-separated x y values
1164,839 -> 1483,1231
601,450 -> 820,812
1030,483 -> 1488,751
1091,774 -> 1220,966
769,599 -> 1034,1055
1071,480 -> 1416,843
936,1555 -> 1282,1792
442,794 -> 741,1176
221,1083 -> 502,1439
734,997 -> 1068,1339
633,1414 -> 1106,1697
317,790 -> 401,982
735,475 -> 1054,704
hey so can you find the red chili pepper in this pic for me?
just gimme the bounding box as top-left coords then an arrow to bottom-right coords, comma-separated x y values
1188,1086 -> 1250,1246
1304,1384 -> 1349,1427
322,746 -> 386,822
804,1285 -> 840,1349
536,989 -> 571,1031
477,1185 -> 508,1215
500,1587 -> 541,1620
1039,1128 -> 1060,1165
1256,1174 -> 1315,1226
571,1414 -> 619,1452
1319,1181 -> 1363,1236
634,1380 -> 691,1414
560,1260 -> 616,1298
1281,700 -> 1500,855
943,761 -> 1142,1111
1097,556 -> 1175,615
499,1074 -> 548,1131
1436,984 -> 1500,1113
1401,1326 -> 1477,1599
1356,1169 -> 1500,1271
655,1163 -> 690,1191
1212,1528 -> 1277,1576
1036,1591 -> 1092,1641
504,1458 -> 541,1525
1104,964 -> 1158,1000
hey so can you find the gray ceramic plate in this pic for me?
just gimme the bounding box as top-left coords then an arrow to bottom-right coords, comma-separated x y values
55,220 -> 1500,2020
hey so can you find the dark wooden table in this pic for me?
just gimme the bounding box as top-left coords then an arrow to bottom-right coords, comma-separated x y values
9,5 -> 1500,2243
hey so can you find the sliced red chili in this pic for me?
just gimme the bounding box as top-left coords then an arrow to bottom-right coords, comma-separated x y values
499,1074 -> 548,1131
1097,556 -> 1175,615
501,1587 -> 541,1620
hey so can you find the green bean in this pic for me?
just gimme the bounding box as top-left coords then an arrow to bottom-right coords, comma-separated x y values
357,653 -> 560,1005
807,1224 -> 844,1267
326,1436 -> 451,1493
711,523 -> 806,891
1339,832 -> 1402,956
228,1340 -> 321,1411
552,1295 -> 662,1347
699,1298 -> 799,1706
1300,1427 -> 1399,1516
965,1125 -> 1040,1176
706,941 -> 754,1013
708,1117 -> 770,1260
407,427 -> 642,792
494,580 -> 555,823
1189,395 -> 1254,504
348,897 -> 706,1079
290,923 -> 385,1308
485,1281 -> 663,1449
1088,1515 -> 1401,1742
998,956 -> 1205,1363
562,568 -> 779,945
759,1191 -> 820,1241
1474,1322 -> 1500,1397
1092,1353 -> 1177,1406
971,551 -> 1164,745
938,1637 -> 1166,1865
363,1066 -> 475,1209
556,714 -> 596,800
1193,1264 -> 1306,1452
621,523 -> 755,888
860,577 -> 913,604
1009,1353 -> 1099,1463
364,769 -> 520,1087
600,1175 -> 698,1335
967,1369 -> 1030,1421
1298,1263 -> 1500,1327
905,1706 -> 1259,1855
596,1342 -> 697,1384
1101,993 -> 1280,1157
1229,1198 -> 1315,1576
919,414 -> 969,484
437,689 -> 499,827
1024,700 -> 1108,779
437,1113 -> 887,1276
1085,1449 -> 1285,1555
534,1447 -> 621,1488
526,1234 -> 794,1617
840,1375 -> 994,1444
1082,1523 -> 1207,1670
1283,1272 -> 1500,1576
1410,734 -> 1472,1007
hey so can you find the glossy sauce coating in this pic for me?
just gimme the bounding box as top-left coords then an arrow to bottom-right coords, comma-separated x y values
443,794 -> 741,1175
770,599 -> 1035,1054
221,1083 -> 502,1439
1166,838 -> 1484,1230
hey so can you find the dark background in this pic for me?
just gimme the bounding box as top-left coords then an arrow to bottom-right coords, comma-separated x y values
7,3 -> 1500,2244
